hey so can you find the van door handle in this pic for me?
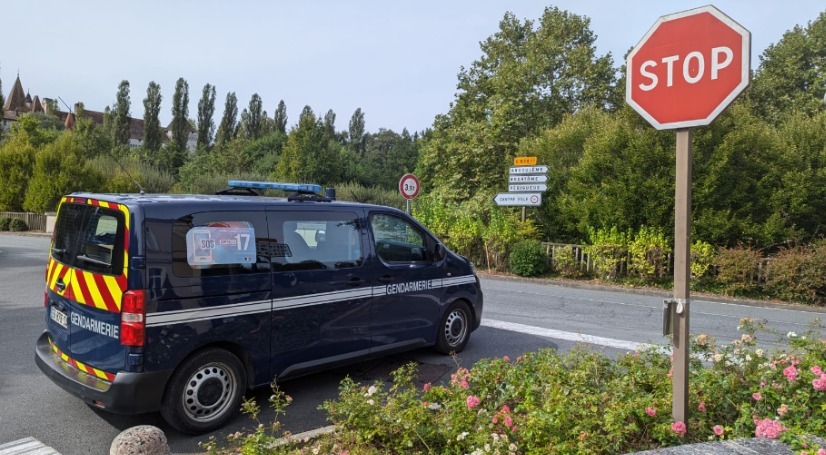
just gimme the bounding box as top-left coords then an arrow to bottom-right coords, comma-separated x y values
55,279 -> 66,292
346,278 -> 365,286
378,275 -> 394,284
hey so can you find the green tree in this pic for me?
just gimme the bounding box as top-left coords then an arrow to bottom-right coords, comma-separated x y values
113,80 -> 132,146
170,77 -> 190,153
142,81 -> 163,153
323,109 -> 339,141
196,83 -> 216,152
555,107 -> 674,241
692,104 -> 786,247
24,133 -> 104,213
215,92 -> 238,149
348,108 -> 365,155
274,100 -> 288,134
749,11 -> 826,124
72,112 -> 113,159
0,75 -> 4,142
276,106 -> 340,184
418,7 -> 617,201
0,119 -> 39,211
361,128 -> 419,189
240,93 -> 263,139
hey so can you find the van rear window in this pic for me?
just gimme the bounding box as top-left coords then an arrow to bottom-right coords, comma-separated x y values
52,202 -> 125,276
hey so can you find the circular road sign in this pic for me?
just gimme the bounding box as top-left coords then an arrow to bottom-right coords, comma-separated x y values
626,5 -> 750,130
399,173 -> 420,200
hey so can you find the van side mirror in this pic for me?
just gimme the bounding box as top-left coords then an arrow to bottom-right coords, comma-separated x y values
434,243 -> 446,261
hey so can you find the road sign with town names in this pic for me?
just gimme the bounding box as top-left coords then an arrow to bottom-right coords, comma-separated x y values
509,166 -> 548,175
493,193 -> 542,206
509,175 -> 548,183
509,184 -> 547,192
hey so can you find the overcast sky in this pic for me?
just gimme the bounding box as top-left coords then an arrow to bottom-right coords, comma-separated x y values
2,1 -> 823,134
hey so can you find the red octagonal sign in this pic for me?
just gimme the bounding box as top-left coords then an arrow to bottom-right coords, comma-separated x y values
626,6 -> 751,130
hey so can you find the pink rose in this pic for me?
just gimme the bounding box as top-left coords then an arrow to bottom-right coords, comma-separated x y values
812,366 -> 823,376
752,392 -> 763,401
698,401 -> 706,412
754,418 -> 786,439
713,425 -> 724,436
813,375 -> 826,392
783,365 -> 798,382
645,407 -> 656,417
503,355 -> 511,362
466,395 -> 481,409
671,421 -> 687,436
423,383 -> 431,393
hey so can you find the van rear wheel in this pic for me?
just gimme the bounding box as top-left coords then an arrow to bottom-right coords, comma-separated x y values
161,348 -> 246,434
435,301 -> 471,354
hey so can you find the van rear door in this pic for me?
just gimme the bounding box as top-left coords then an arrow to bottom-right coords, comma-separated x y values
46,197 -> 131,379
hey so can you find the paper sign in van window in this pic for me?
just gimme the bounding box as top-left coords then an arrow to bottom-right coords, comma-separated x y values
185,221 -> 256,266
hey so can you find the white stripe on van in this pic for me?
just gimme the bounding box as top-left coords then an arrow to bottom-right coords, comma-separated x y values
145,275 -> 477,327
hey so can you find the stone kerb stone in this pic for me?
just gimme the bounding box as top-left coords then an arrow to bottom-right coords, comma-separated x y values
109,425 -> 170,455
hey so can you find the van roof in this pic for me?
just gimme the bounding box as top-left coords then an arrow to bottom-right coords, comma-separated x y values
64,192 -> 394,212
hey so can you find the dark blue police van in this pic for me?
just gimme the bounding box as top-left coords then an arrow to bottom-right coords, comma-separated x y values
35,181 -> 483,433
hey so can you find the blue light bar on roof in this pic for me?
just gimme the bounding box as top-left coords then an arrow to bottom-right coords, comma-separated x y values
227,180 -> 322,194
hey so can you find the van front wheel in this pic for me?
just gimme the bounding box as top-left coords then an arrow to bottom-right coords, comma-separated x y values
161,348 -> 246,434
435,301 -> 471,354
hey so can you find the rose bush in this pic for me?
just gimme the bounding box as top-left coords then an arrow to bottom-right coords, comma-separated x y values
204,319 -> 825,454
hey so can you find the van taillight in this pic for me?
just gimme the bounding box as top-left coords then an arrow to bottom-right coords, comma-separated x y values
120,290 -> 145,347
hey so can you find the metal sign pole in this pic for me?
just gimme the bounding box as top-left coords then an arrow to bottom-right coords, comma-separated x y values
672,129 -> 692,425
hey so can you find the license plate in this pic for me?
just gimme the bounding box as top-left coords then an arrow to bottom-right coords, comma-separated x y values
50,306 -> 68,329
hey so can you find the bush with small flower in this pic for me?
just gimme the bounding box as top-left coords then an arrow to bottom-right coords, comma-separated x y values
205,318 -> 825,454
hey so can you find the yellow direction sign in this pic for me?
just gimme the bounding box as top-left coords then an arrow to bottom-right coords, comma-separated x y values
514,156 -> 537,166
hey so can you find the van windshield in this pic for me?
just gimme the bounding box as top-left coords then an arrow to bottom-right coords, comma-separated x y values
52,201 -> 125,276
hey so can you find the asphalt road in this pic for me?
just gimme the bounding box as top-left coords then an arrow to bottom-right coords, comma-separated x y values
1,233 -> 823,454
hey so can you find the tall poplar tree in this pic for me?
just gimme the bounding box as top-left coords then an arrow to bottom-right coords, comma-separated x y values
348,108 -> 366,155
0,76 -> 5,142
274,100 -> 287,134
324,109 -> 337,139
196,83 -> 216,151
215,92 -> 238,149
113,80 -> 132,146
142,81 -> 163,152
241,93 -> 263,139
170,77 -> 190,153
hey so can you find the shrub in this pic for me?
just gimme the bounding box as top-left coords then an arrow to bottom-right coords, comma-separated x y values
627,226 -> 671,281
209,320 -> 826,455
714,245 -> 763,295
583,226 -> 629,281
764,240 -> 826,305
0,217 -> 10,231
8,218 -> 27,232
550,244 -> 588,278
508,239 -> 548,277
691,240 -> 716,281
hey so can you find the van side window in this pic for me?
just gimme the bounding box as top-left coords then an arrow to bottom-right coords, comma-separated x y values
370,213 -> 429,263
52,203 -> 124,276
172,212 -> 270,277
269,211 -> 363,271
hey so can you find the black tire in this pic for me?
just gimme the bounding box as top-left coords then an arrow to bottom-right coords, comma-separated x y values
160,348 -> 246,434
435,301 -> 472,354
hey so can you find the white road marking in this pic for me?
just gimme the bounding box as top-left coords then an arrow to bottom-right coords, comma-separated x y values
482,319 -> 659,352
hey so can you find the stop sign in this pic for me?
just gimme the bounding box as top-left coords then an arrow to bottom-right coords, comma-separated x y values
626,6 -> 750,130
